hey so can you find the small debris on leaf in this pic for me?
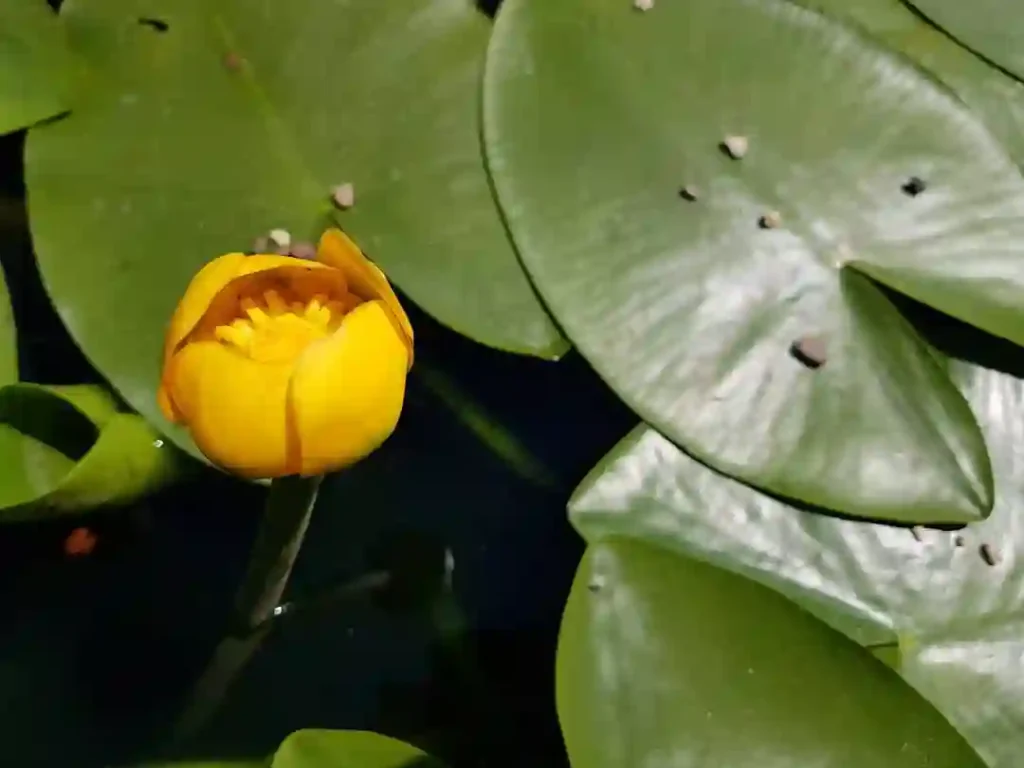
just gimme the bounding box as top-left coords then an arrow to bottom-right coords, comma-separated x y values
64,527 -> 98,557
251,235 -> 270,254
331,183 -> 356,210
758,211 -> 782,229
910,526 -> 923,541
954,535 -> 965,547
633,0 -> 655,9
721,135 -> 748,160
901,176 -> 927,197
224,52 -> 243,71
980,543 -> 1000,566
268,228 -> 292,250
588,577 -> 604,592
678,185 -> 699,202
289,241 -> 317,260
790,335 -> 827,369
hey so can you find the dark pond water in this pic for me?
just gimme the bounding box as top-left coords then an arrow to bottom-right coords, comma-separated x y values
0,130 -> 638,768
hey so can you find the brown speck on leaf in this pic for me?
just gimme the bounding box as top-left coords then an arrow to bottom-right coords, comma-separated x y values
331,183 -> 355,210
224,52 -> 243,71
268,228 -> 291,250
980,543 -> 1000,566
251,235 -> 270,254
679,185 -> 699,202
289,241 -> 317,260
252,231 -> 290,255
790,335 -> 827,369
721,135 -> 748,160
758,211 -> 781,229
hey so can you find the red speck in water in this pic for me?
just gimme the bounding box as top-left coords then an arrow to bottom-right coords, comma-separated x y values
64,527 -> 97,557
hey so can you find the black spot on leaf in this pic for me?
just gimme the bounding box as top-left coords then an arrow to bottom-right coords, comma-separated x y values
138,17 -> 169,32
901,176 -> 927,197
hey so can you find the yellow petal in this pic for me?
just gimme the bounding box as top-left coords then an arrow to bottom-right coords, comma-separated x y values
316,229 -> 414,365
163,253 -> 341,363
289,300 -> 409,476
157,382 -> 180,422
164,340 -> 298,478
235,253 -> 336,279
163,253 -> 248,365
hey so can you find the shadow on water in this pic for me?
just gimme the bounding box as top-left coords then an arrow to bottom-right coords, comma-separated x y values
0,132 -> 98,387
882,285 -> 1024,381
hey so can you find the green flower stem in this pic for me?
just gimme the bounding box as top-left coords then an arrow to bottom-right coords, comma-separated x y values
171,473 -> 323,744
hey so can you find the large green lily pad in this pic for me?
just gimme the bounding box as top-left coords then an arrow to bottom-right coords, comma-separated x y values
0,0 -> 76,135
272,729 -> 445,768
559,539 -> 984,767
902,0 -> 1024,83
26,0 -> 565,450
482,0 -> 1024,523
569,337 -> 1024,765
802,0 -> 1024,164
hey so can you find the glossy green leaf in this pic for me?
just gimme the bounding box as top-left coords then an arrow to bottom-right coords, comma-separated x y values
482,0 -> 1024,523
25,0 -> 565,452
0,250 -> 178,516
903,0 -> 1024,83
800,0 -> 1024,164
272,729 -> 445,768
0,383 -> 183,520
0,0 -> 75,135
569,344 -> 1024,765
559,539 -> 984,768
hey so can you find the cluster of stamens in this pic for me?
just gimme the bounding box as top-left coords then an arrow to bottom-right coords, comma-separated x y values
214,288 -> 353,362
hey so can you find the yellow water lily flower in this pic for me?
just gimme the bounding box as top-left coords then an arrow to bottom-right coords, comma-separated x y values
158,229 -> 413,479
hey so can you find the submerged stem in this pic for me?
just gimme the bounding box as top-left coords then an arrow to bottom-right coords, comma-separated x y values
171,474 -> 322,743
